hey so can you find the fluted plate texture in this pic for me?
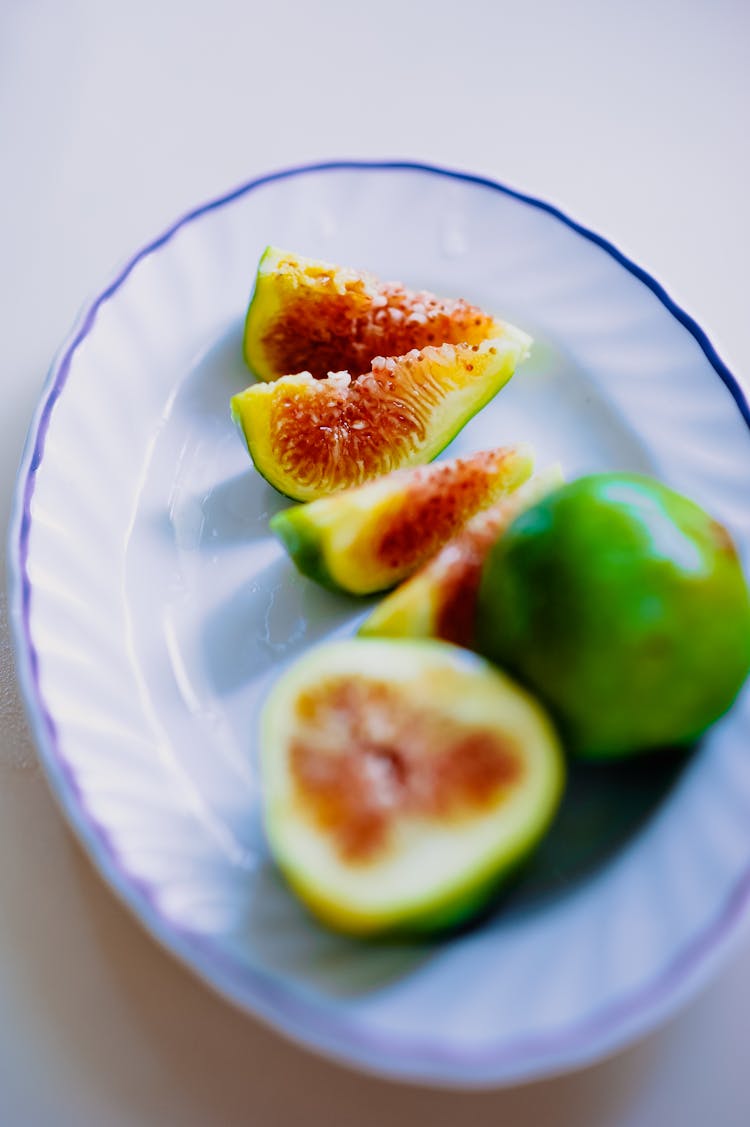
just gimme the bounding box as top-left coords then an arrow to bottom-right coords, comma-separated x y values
8,162 -> 750,1086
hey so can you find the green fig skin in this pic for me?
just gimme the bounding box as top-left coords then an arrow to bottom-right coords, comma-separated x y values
476,474 -> 750,760
270,504 -> 338,592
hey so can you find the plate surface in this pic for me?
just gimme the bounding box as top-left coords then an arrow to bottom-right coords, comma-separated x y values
8,161 -> 750,1087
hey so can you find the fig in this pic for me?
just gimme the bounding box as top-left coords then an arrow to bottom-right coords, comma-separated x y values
231,335 -> 530,502
244,246 -> 513,382
260,638 -> 564,936
360,466 -> 563,647
270,446 -> 534,596
476,474 -> 750,759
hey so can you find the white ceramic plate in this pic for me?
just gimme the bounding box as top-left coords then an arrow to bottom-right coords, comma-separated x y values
8,162 -> 750,1087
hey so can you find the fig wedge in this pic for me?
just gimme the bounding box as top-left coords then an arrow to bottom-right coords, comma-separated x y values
244,246 -> 513,382
270,446 -> 534,596
360,466 -> 563,646
231,335 -> 531,502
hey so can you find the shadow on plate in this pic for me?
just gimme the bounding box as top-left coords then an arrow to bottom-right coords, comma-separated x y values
182,322 -> 249,410
198,471 -> 290,547
239,863 -> 431,997
202,558 -> 370,695
236,746 -> 698,998
480,742 -> 700,926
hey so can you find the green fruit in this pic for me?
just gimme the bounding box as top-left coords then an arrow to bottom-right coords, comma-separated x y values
244,245 -> 516,382
476,474 -> 750,759
260,638 -> 564,937
359,465 -> 563,646
231,332 -> 530,502
270,446 -> 534,596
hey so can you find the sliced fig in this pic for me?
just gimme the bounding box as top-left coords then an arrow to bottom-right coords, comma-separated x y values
244,246 -> 513,381
231,335 -> 530,502
360,467 -> 564,647
270,446 -> 534,596
231,333 -> 530,502
260,638 -> 565,936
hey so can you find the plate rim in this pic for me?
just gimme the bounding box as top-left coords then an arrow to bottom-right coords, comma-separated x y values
6,158 -> 750,1086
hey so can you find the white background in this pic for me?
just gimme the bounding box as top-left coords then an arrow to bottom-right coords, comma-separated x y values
1,0 -> 749,1122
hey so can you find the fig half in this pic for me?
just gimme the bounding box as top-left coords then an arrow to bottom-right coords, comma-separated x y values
270,446 -> 534,596
244,246 -> 512,382
260,639 -> 565,936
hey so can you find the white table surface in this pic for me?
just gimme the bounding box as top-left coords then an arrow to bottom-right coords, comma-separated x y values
2,1 -> 749,1123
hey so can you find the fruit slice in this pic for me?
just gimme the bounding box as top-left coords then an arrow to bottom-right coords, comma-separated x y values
261,638 -> 565,936
244,246 -> 512,381
231,334 -> 530,501
360,466 -> 563,647
270,446 -> 534,596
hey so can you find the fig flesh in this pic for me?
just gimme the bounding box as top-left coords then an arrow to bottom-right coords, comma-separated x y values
244,246 -> 512,382
270,446 -> 534,596
260,638 -> 564,936
360,466 -> 563,646
231,335 -> 530,502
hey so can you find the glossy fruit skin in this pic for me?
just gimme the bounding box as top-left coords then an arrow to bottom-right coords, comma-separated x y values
476,474 -> 750,759
260,638 -> 565,937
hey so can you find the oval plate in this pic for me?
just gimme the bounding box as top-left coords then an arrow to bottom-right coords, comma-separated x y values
8,161 -> 750,1087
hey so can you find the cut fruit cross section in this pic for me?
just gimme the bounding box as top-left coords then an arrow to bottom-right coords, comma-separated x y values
360,467 -> 563,646
270,446 -> 534,596
244,246 -> 513,381
232,334 -> 531,502
261,638 -> 565,936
